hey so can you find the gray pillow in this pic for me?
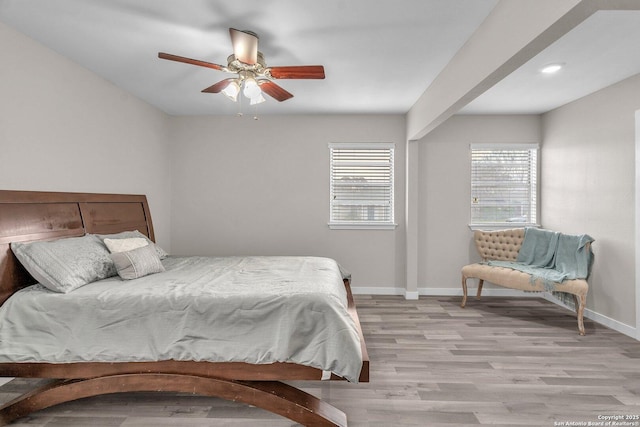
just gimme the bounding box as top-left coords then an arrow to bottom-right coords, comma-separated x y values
94,230 -> 168,259
11,234 -> 116,293
110,244 -> 165,280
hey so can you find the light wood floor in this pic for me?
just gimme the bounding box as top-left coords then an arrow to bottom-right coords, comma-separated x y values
2,295 -> 640,426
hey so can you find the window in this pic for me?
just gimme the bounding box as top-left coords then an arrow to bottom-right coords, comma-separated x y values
470,143 -> 538,227
329,142 -> 395,229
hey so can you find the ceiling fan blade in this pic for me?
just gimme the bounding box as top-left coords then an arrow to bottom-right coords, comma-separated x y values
259,81 -> 294,102
202,78 -> 236,93
268,65 -> 325,79
158,52 -> 223,71
229,28 -> 258,65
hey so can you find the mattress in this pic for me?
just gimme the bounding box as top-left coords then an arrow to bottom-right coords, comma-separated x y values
0,256 -> 363,382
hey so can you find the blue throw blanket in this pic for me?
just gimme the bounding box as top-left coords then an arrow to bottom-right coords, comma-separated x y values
516,227 -> 559,267
488,227 -> 594,291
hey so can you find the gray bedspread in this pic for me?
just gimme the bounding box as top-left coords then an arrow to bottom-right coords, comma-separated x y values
0,256 -> 363,382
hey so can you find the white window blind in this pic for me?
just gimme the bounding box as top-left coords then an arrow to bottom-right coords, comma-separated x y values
470,143 -> 538,227
329,143 -> 395,229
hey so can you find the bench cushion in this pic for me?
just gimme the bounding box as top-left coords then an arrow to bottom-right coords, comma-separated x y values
462,263 -> 589,297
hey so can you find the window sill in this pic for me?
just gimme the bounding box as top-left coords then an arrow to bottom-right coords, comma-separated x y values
329,222 -> 397,230
468,223 -> 540,231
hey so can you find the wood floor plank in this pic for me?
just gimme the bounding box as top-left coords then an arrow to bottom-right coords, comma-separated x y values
1,296 -> 640,426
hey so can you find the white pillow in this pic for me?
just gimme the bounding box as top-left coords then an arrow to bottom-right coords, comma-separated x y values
94,230 -> 168,259
104,237 -> 149,253
110,244 -> 165,280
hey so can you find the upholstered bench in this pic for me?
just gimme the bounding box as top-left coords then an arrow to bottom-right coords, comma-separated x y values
461,228 -> 592,335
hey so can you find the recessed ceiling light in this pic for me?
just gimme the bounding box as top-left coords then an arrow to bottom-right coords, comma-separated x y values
541,63 -> 564,74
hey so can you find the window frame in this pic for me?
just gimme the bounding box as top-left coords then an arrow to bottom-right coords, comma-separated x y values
469,143 -> 540,230
328,142 -> 396,230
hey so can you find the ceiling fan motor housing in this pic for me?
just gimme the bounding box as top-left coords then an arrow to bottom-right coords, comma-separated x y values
226,52 -> 269,79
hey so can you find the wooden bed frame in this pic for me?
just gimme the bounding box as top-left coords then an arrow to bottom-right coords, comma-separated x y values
0,189 -> 369,426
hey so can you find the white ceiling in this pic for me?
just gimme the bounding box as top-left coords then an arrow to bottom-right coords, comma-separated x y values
1,0 -> 639,117
461,9 -> 640,114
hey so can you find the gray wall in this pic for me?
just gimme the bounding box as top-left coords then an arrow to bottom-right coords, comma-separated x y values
2,17 -> 639,335
542,73 -> 640,329
414,75 -> 640,332
0,22 -> 173,251
168,114 -> 406,289
417,115 -> 542,292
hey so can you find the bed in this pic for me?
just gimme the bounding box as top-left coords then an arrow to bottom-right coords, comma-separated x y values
0,189 -> 369,426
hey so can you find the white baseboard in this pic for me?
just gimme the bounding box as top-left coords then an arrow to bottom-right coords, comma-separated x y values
351,286 -> 405,296
351,286 -> 419,300
418,287 -> 540,298
404,291 -> 419,300
351,285 -> 638,340
542,293 -> 636,338
351,286 -> 540,298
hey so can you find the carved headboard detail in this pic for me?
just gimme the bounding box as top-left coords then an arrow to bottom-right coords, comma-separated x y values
0,190 -> 154,305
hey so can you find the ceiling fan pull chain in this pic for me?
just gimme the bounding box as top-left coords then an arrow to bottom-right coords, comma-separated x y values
236,94 -> 243,117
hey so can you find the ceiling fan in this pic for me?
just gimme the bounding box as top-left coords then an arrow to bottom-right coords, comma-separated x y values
158,28 -> 325,105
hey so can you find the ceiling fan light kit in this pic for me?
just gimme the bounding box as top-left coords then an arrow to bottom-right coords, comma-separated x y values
158,28 -> 325,109
221,80 -> 240,102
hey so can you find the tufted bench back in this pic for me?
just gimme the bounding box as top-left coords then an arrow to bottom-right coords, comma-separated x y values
474,228 -> 525,261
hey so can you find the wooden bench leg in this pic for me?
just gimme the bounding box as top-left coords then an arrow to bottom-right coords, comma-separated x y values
461,277 -> 484,308
573,294 -> 586,336
461,275 -> 468,307
476,279 -> 484,299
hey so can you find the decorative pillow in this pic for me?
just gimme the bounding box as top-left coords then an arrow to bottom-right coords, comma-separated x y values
104,237 -> 148,253
110,244 -> 165,280
11,234 -> 116,293
94,230 -> 168,259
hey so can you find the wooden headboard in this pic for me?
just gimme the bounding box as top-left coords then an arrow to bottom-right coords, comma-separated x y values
0,190 -> 155,305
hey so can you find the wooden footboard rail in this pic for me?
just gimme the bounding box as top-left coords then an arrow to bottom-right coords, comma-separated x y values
0,375 -> 346,427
